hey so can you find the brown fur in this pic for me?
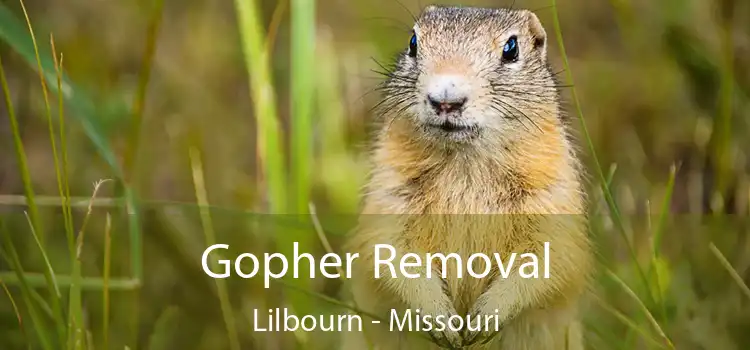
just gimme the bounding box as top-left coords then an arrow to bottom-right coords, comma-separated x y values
342,5 -> 593,350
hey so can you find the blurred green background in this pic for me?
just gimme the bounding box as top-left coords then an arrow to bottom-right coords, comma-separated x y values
0,0 -> 749,349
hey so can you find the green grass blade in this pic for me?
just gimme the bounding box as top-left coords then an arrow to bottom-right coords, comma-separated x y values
18,0 -> 57,246
233,0 -> 287,213
591,293 -> 668,349
67,256 -> 83,350
604,269 -> 674,349
0,4 -> 143,314
549,0 -> 653,304
284,0 -> 318,330
584,319 -> 628,350
233,0 -> 317,332
29,287 -> 54,320
50,35 -> 76,264
13,4 -> 71,343
590,164 -> 618,218
709,5 -> 734,200
145,306 -> 180,350
647,164 -> 678,325
23,211 -> 66,345
119,1 -> 164,344
652,164 -> 678,255
549,0 -> 626,239
0,50 -> 43,261
124,189 -> 143,287
290,0 -> 316,213
122,0 -> 164,179
0,42 -> 61,348
0,224 -> 55,350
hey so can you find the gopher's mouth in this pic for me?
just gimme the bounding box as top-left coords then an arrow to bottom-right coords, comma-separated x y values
429,121 -> 473,132
439,121 -> 467,132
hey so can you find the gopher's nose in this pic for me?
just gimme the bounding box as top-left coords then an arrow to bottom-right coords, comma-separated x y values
428,95 -> 467,114
426,74 -> 469,114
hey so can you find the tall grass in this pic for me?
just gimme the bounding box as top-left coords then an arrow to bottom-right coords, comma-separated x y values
549,0 -> 679,348
290,0 -> 316,214
0,0 -> 747,349
0,0 -> 148,348
233,0 -> 287,214
189,147 -> 241,350
232,1 -> 318,344
0,0 -> 145,294
0,13 -> 57,347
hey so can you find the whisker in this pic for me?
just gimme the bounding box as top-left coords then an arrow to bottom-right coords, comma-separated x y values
492,99 -> 542,132
361,16 -> 413,32
369,67 -> 418,85
371,57 -> 398,73
386,101 -> 416,134
489,87 -> 553,103
492,82 -> 572,89
487,103 -> 529,132
372,92 -> 415,116
392,0 -> 418,22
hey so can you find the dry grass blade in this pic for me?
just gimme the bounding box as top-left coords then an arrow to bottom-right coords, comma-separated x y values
188,147 -> 241,350
308,202 -> 342,276
309,202 -> 427,346
76,179 -> 112,258
1,278 -> 30,350
308,202 -> 377,348
265,0 -> 287,54
18,0 -> 54,245
68,179 -> 111,350
709,242 -> 750,300
102,213 -> 112,350
604,268 -> 674,349
591,293 -> 668,349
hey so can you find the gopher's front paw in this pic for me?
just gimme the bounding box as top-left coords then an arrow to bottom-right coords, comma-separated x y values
419,298 -> 463,349
415,265 -> 462,348
462,293 -> 504,346
426,325 -> 463,349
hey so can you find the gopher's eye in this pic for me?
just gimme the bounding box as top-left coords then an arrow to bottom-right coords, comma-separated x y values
502,35 -> 519,62
408,33 -> 417,57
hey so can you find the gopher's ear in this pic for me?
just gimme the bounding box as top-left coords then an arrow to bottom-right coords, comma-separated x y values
524,11 -> 548,58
